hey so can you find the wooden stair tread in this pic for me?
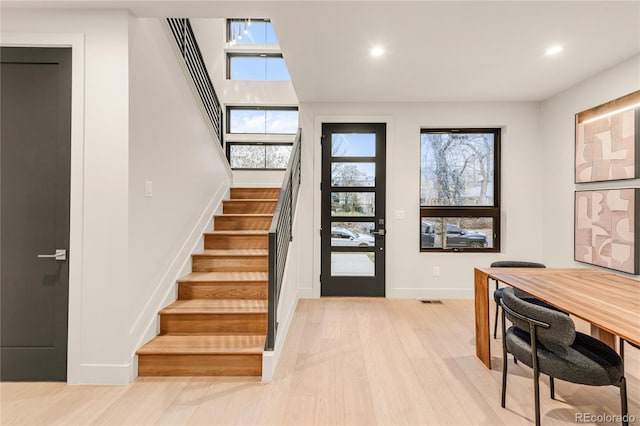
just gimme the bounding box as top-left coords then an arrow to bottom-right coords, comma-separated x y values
195,249 -> 268,257
225,199 -> 278,202
205,230 -> 269,235
160,299 -> 267,314
216,214 -> 273,218
178,272 -> 268,282
137,335 -> 265,355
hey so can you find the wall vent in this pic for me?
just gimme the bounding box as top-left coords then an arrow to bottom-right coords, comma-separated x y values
420,300 -> 443,304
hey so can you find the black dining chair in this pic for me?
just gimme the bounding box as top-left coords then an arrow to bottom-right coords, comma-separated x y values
491,260 -> 547,339
500,288 -> 628,426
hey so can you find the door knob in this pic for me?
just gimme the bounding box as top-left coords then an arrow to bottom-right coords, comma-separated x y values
37,249 -> 67,261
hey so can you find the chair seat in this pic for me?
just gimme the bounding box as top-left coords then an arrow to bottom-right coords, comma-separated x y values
506,326 -> 624,386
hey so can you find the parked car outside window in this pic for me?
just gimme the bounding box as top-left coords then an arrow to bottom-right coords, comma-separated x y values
331,227 -> 375,247
421,221 -> 488,248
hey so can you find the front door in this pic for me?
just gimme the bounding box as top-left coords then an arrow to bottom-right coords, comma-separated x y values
1,47 -> 72,381
321,123 -> 386,296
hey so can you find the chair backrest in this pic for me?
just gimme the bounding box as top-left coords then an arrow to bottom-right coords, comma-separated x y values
491,261 -> 546,268
501,288 -> 575,351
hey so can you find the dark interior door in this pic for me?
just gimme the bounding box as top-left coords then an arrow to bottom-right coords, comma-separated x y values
321,123 -> 386,296
1,47 -> 72,381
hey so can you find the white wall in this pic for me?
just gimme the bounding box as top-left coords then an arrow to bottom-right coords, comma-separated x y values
297,102 -> 543,298
1,11 -> 234,384
2,8 -> 132,384
540,55 -> 640,272
127,18 -> 232,377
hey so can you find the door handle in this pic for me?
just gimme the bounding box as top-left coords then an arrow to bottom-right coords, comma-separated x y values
37,249 -> 67,261
372,230 -> 385,236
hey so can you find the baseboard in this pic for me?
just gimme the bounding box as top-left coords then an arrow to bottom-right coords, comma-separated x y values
387,288 -> 474,299
261,287 -> 303,382
127,178 -> 230,379
68,363 -> 131,385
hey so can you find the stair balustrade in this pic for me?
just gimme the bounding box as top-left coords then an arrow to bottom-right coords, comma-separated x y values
166,18 -> 224,145
266,129 -> 301,351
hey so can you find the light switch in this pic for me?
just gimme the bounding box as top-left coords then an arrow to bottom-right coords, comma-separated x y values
394,210 -> 405,220
145,181 -> 153,197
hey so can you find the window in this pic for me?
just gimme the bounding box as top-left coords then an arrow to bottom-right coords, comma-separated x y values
227,106 -> 298,134
228,54 -> 290,81
420,128 -> 500,252
226,19 -> 291,82
227,142 -> 292,170
227,19 -> 278,45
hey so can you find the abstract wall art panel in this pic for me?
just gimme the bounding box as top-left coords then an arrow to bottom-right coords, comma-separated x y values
575,188 -> 639,274
575,90 -> 640,183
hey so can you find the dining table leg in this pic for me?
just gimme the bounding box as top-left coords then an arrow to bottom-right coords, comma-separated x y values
474,268 -> 491,369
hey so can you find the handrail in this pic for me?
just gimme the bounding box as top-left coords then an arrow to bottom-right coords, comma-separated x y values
166,18 -> 224,145
265,129 -> 301,350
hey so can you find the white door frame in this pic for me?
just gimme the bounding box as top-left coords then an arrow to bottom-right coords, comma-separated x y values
1,33 -> 85,383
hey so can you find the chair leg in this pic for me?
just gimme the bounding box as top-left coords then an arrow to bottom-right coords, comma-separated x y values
550,376 -> 555,400
494,303 -> 499,339
501,307 -> 508,408
501,345 -> 508,408
620,376 -> 628,426
534,371 -> 541,426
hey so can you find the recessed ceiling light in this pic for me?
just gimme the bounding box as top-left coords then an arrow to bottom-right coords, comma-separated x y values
545,45 -> 563,56
371,47 -> 384,57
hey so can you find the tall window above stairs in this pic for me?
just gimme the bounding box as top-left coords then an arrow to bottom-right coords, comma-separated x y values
224,18 -> 297,170
225,19 -> 291,82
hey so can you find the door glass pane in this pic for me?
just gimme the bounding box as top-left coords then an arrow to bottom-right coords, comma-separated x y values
330,222 -> 375,247
331,163 -> 375,187
331,192 -> 375,216
331,133 -> 376,157
421,217 -> 493,249
331,252 -> 375,276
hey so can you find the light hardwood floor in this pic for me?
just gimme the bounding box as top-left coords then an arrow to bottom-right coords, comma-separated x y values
2,298 -> 638,425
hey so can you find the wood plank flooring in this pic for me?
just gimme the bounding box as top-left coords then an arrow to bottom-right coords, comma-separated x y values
2,298 -> 638,425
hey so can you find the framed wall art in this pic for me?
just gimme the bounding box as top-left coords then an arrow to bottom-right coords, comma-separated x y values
575,188 -> 639,274
575,90 -> 640,183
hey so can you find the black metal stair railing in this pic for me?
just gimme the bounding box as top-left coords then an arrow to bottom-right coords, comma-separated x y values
166,18 -> 224,145
265,129 -> 301,351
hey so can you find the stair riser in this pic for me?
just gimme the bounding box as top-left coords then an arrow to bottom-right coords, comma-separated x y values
205,234 -> 268,250
192,256 -> 268,272
160,313 -> 267,334
178,282 -> 268,300
138,354 -> 262,376
223,201 -> 277,214
231,188 -> 280,200
215,216 -> 272,231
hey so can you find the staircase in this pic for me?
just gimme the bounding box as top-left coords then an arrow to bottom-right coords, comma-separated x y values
137,187 -> 279,376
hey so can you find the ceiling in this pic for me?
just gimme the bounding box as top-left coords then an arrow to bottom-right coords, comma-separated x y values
4,1 -> 640,102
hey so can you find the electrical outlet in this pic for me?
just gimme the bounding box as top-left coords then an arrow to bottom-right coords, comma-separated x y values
433,266 -> 440,277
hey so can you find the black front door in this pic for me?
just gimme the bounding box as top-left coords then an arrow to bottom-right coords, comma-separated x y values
1,47 -> 72,381
321,123 -> 386,296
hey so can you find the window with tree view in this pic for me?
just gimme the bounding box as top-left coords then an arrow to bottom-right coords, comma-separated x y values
420,129 -> 500,252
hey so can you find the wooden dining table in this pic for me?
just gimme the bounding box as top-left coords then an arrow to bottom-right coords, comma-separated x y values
474,267 -> 640,369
